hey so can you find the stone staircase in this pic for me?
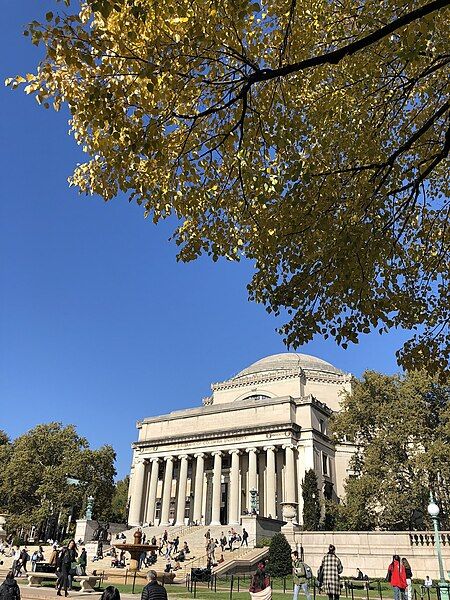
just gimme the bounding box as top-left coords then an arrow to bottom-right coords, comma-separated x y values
114,524 -> 255,579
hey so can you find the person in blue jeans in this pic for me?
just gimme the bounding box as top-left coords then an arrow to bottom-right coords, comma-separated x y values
292,550 -> 312,600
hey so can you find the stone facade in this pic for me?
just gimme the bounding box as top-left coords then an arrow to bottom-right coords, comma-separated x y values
127,353 -> 354,527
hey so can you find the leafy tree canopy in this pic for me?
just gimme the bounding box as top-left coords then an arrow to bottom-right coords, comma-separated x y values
0,422 -> 117,531
110,475 -> 129,523
331,370 -> 450,530
7,0 -> 450,374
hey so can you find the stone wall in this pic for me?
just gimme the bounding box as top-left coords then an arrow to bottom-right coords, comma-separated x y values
283,528 -> 450,580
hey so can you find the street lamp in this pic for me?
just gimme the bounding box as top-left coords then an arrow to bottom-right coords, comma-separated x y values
427,493 -> 449,600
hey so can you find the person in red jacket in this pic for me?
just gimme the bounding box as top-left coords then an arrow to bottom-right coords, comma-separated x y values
387,555 -> 407,600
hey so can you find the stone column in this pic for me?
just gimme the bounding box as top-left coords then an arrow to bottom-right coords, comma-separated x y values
175,455 -> 189,525
296,446 -> 306,525
145,457 -> 160,525
193,453 -> 205,525
258,453 -> 265,516
276,449 -> 284,519
283,445 -> 296,503
159,456 -> 174,526
247,448 -> 258,512
128,458 -> 146,526
229,450 -> 240,525
264,446 -> 277,518
210,451 -> 222,525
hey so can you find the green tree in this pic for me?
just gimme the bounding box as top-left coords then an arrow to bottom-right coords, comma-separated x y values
0,423 -> 117,533
267,533 -> 292,577
331,371 -> 450,530
0,431 -> 12,510
110,476 -> 129,523
302,470 -> 321,531
7,0 -> 450,375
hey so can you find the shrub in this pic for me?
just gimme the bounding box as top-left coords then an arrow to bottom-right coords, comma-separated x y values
266,533 -> 292,577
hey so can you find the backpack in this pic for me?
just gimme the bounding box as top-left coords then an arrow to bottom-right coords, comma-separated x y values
294,561 -> 312,579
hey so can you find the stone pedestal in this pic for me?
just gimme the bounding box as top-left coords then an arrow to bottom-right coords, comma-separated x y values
75,520 -> 97,544
74,519 -> 128,544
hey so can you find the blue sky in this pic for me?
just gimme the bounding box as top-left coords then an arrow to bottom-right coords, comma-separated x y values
1,2 -> 410,479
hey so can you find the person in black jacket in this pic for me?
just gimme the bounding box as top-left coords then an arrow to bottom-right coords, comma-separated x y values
141,571 -> 167,600
0,571 -> 20,600
56,540 -> 77,597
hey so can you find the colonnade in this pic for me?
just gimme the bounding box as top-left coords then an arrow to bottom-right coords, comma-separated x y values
128,444 -> 304,527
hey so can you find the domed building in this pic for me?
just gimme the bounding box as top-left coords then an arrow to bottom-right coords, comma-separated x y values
127,353 -> 354,527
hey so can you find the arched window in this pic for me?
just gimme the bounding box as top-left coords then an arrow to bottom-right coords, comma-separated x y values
242,394 -> 271,402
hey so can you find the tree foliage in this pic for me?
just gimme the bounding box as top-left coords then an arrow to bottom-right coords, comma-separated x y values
331,370 -> 450,530
110,475 -> 129,523
7,0 -> 450,373
302,469 -> 321,530
0,423 -> 117,532
267,533 -> 292,577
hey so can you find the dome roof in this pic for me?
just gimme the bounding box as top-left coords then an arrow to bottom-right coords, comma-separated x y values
233,352 -> 344,379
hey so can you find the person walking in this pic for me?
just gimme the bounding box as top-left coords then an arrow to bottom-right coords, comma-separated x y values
241,529 -> 249,547
292,550 -> 312,600
402,558 -> 413,600
78,549 -> 87,576
141,570 -> 167,600
318,545 -> 343,600
387,555 -> 407,600
11,548 -> 20,577
56,540 -> 77,597
20,548 -> 29,574
0,571 -> 21,600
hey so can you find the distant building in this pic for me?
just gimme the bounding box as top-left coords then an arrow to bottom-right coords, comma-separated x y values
128,352 -> 354,527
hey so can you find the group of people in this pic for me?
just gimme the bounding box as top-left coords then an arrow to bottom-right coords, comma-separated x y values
248,546 -> 433,600
204,527 -> 249,557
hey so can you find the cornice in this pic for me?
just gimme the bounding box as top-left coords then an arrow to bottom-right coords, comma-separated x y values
212,368 -> 305,391
139,394 -> 297,425
133,422 -> 302,450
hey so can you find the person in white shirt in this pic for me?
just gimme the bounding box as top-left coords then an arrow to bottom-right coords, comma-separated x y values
12,547 -> 21,575
424,576 -> 432,588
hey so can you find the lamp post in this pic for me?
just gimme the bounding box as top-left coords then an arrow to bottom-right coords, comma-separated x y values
427,493 -> 449,600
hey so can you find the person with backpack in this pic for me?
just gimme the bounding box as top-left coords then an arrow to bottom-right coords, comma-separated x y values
0,572 -> 20,600
292,550 -> 312,600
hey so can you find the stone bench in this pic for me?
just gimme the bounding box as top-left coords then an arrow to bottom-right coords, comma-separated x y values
27,573 -> 102,592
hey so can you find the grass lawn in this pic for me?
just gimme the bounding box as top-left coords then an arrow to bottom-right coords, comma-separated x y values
105,578 -> 440,600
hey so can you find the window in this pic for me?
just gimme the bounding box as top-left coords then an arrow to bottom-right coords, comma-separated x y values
319,419 -> 326,434
324,481 -> 333,500
322,453 -> 329,476
242,394 -> 270,402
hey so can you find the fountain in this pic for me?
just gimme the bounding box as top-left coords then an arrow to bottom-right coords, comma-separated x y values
115,529 -> 158,571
